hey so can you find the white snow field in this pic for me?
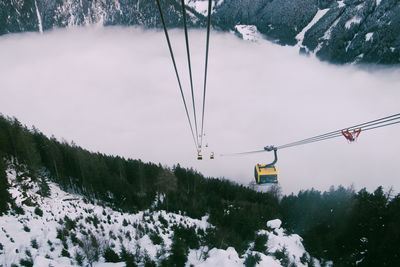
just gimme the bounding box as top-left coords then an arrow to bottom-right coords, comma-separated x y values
0,162 -> 319,266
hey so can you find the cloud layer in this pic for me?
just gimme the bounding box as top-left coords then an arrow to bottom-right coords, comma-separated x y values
1,26 -> 399,194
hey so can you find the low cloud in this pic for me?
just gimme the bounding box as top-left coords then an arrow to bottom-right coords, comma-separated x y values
1,26 -> 399,194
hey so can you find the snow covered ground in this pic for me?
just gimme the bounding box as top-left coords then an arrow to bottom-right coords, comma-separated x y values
234,25 -> 263,42
185,0 -> 224,15
0,162 -> 320,266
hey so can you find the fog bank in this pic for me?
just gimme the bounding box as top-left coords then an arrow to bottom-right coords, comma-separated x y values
0,26 -> 399,194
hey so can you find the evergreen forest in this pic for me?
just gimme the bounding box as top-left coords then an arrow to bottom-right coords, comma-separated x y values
0,114 -> 399,266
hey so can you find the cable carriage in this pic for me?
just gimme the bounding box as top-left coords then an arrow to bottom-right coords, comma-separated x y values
210,152 -> 214,159
254,147 -> 278,185
197,153 -> 203,160
341,128 -> 361,142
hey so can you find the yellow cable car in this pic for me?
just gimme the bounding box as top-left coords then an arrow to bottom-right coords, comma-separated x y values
254,147 -> 278,184
210,152 -> 214,159
197,153 -> 203,160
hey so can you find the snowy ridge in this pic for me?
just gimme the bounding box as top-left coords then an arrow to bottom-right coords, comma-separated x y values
345,16 -> 362,29
0,163 -> 320,266
34,0 -> 43,33
296,9 -> 329,45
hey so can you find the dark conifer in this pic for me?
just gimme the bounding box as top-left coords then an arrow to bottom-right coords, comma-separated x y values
0,155 -> 11,215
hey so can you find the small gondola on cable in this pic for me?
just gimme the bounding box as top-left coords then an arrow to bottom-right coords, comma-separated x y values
197,150 -> 203,160
254,146 -> 279,184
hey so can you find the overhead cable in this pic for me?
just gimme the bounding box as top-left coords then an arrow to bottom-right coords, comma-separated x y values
277,114 -> 400,150
221,113 -> 400,156
156,0 -> 198,150
181,0 -> 199,145
200,0 -> 213,148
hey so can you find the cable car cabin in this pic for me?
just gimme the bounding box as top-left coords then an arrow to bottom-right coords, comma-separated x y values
254,146 -> 278,185
254,164 -> 278,184
197,154 -> 203,160
210,152 -> 214,159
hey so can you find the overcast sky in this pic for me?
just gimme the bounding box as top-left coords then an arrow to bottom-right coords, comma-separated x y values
0,26 -> 399,195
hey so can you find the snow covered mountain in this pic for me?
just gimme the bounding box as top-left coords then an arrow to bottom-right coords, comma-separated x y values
0,0 -> 399,64
212,0 -> 400,64
0,161 -> 321,266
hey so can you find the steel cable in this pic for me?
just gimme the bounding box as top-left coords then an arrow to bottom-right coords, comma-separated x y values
221,113 -> 400,156
156,0 -> 198,150
278,115 -> 400,149
181,0 -> 199,145
278,113 -> 400,149
200,0 -> 213,148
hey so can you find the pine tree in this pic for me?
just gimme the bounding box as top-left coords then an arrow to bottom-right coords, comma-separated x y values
168,234 -> 188,267
38,177 -> 50,197
0,156 -> 11,215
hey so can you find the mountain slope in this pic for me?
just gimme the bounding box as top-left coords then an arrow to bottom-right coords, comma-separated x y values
0,0 -> 207,35
0,161 -> 319,266
213,0 -> 400,64
0,0 -> 399,64
1,114 -> 400,266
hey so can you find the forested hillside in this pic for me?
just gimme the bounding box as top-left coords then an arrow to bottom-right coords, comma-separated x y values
1,0 -> 399,64
0,114 -> 281,255
281,186 -> 400,266
1,114 -> 399,266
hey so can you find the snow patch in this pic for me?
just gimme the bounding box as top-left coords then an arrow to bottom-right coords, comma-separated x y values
258,220 -> 321,267
355,53 -> 364,62
356,3 -> 364,10
296,8 -> 330,44
114,0 -> 122,15
186,0 -> 214,15
365,32 -> 373,41
323,17 -> 340,40
191,247 -> 243,267
33,256 -> 72,267
345,40 -> 352,52
345,16 -> 362,29
337,0 -> 345,8
234,25 -> 263,42
267,219 -> 282,229
376,0 -> 382,6
34,0 -> 43,33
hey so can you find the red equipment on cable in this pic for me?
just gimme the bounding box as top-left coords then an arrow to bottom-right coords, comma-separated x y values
341,129 -> 361,142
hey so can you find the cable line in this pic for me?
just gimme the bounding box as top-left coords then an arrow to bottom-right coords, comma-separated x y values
221,113 -> 400,156
362,119 -> 400,132
156,0 -> 198,150
277,114 -> 400,150
278,113 -> 400,149
200,0 -> 213,148
181,0 -> 199,145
